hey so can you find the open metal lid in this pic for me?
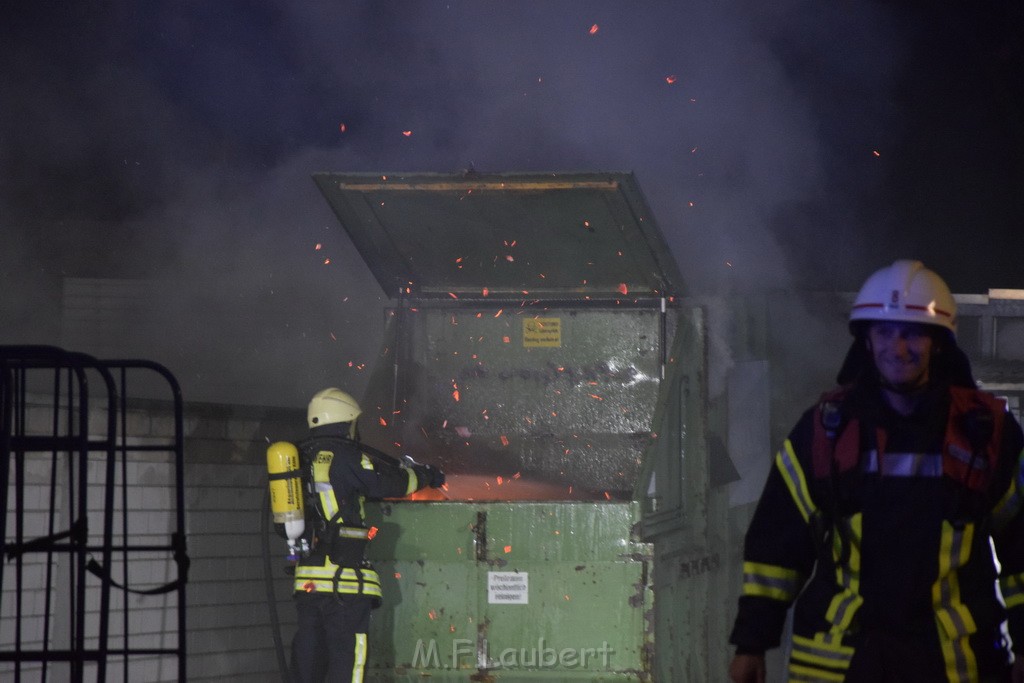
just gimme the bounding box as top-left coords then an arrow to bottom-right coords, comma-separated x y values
314,171 -> 683,299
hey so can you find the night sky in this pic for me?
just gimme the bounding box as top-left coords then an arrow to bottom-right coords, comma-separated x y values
2,1 -> 1022,406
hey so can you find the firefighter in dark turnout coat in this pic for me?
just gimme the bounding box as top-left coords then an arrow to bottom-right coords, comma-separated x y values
290,388 -> 445,683
729,261 -> 1024,683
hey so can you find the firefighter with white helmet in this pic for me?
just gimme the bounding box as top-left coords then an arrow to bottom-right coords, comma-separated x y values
729,261 -> 1024,682
272,388 -> 445,683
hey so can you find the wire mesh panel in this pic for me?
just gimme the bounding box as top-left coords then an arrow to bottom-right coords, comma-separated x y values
0,346 -> 187,682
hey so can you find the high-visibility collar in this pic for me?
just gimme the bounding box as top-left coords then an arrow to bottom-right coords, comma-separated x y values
811,385 -> 1005,492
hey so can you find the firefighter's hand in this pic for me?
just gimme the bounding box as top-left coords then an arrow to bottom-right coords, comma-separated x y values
729,652 -> 766,683
413,464 -> 446,489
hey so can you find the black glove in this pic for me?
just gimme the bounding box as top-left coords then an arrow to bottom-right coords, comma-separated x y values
413,464 -> 446,489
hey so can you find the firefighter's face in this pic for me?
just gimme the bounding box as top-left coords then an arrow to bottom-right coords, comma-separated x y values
866,321 -> 934,391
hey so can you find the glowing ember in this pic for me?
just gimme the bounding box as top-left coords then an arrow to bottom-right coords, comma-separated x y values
665,75 -> 678,84
502,336 -> 510,343
339,123 -> 347,133
402,130 -> 413,137
873,150 -> 881,157
504,545 -> 512,554
617,283 -> 629,295
497,476 -> 504,485
428,610 -> 437,620
323,258 -> 331,265
589,394 -> 604,401
589,23 -> 599,34
452,390 -> 461,402
448,292 -> 458,299
500,435 -> 509,447
315,243 -> 322,250
482,287 -> 489,296
603,491 -> 611,500
494,309 -> 503,318
394,572 -> 401,579
505,255 -> 514,262
379,417 -> 388,427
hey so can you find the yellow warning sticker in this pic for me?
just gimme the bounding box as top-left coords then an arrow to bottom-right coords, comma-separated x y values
523,318 -> 561,347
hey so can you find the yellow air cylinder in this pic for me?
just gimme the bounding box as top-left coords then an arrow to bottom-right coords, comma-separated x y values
267,441 -> 305,556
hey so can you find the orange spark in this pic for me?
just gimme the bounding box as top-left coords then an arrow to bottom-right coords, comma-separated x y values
872,150 -> 881,157
505,255 -> 514,262
402,130 -> 413,137
428,610 -> 437,620
604,491 -> 611,500
323,258 -> 331,265
453,390 -> 460,402
339,122 -> 347,133
502,336 -> 510,343
482,287 -> 489,296
494,309 -> 503,318
504,545 -> 512,553
589,394 -> 604,401
497,476 -> 504,485
500,435 -> 509,447
617,283 -> 629,295
394,572 -> 401,579
448,292 -> 458,299
379,417 -> 388,427
665,75 -> 678,84
589,23 -> 599,34
315,243 -> 322,250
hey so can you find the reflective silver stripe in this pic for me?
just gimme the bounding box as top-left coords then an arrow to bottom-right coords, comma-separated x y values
863,450 -> 943,477
337,527 -> 372,539
776,441 -> 816,523
742,562 -> 803,601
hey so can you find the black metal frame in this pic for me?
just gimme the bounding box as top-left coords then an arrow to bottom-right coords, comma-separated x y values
0,346 -> 187,682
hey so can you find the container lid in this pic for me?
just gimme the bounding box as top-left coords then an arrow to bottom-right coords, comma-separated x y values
314,171 -> 683,299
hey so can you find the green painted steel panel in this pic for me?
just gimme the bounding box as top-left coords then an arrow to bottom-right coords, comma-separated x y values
313,171 -> 682,300
364,501 -> 651,681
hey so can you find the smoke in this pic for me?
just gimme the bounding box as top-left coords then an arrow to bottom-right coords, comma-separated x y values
1,1 -> 1020,407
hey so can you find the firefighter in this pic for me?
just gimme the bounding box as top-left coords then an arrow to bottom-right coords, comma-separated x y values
729,261 -> 1024,683
289,387 -> 445,683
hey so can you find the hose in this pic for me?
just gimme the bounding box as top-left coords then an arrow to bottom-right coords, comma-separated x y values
261,489 -> 291,683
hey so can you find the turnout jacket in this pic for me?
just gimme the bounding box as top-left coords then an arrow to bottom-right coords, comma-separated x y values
292,424 -> 425,600
730,382 -> 1024,682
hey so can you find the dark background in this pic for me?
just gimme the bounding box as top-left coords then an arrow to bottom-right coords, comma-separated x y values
2,1 -> 1021,407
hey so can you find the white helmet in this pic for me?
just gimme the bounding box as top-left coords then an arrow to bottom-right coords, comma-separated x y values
850,260 -> 956,335
307,388 -> 361,428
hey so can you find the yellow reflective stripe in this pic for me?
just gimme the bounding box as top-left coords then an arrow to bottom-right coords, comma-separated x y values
353,633 -> 367,683
405,468 -> 418,496
824,513 -> 863,634
1000,574 -> 1024,609
776,440 -> 817,523
294,579 -> 383,597
933,521 -> 979,682
360,453 -> 374,471
313,451 -> 340,519
787,663 -> 846,682
788,633 -> 853,682
992,449 -> 1024,531
295,565 -> 381,582
742,561 -> 803,601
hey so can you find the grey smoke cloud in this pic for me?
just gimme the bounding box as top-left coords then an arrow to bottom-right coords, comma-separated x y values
1,1 -> 1021,407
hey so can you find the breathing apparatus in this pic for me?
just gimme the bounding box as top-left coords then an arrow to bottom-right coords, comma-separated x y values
266,440 -> 308,561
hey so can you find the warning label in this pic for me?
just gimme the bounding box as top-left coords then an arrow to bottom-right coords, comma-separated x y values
523,318 -> 561,348
488,571 -> 529,604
